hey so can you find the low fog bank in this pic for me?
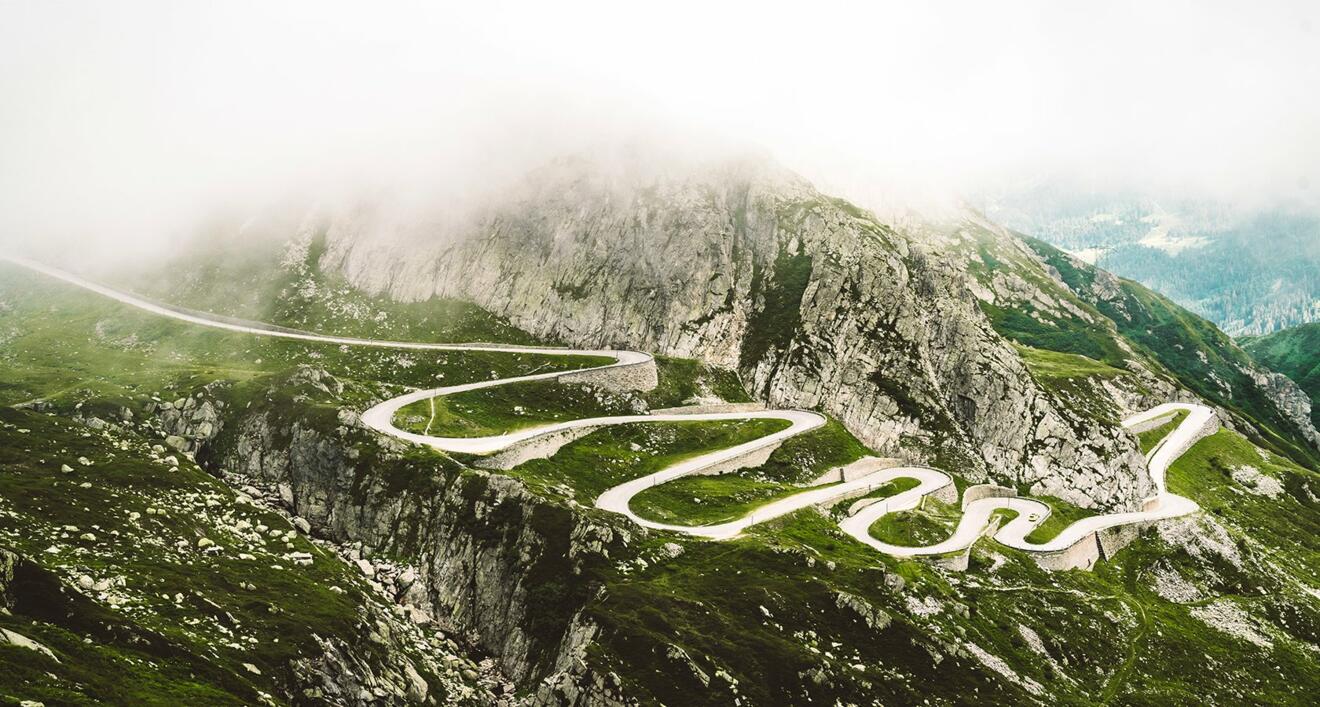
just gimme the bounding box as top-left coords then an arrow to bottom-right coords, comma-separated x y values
2,1 -> 1318,271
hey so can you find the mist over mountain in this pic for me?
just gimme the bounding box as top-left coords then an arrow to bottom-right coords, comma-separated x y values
2,3 -> 1319,705
5,149 -> 1312,703
978,186 -> 1320,335
4,1 -> 1320,267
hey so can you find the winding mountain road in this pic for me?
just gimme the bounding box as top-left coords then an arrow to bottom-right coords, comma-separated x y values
4,254 -> 1208,568
842,403 -> 1209,558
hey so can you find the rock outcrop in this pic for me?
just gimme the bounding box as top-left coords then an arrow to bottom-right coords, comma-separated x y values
316,156 -> 1151,509
217,405 -> 629,703
1239,365 -> 1320,449
143,386 -> 226,454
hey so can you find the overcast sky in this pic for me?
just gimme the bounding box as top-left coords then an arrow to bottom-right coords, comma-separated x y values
2,0 -> 1318,261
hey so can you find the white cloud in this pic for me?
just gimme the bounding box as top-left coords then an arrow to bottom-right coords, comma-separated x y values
1,0 -> 1318,263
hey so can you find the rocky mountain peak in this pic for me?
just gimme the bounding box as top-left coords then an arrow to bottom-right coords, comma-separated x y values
315,158 -> 1159,511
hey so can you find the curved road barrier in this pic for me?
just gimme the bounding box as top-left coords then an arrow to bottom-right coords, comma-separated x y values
4,255 -> 1209,569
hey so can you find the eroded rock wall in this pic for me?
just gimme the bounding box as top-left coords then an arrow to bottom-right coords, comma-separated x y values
215,409 -> 629,704
318,159 -> 1150,509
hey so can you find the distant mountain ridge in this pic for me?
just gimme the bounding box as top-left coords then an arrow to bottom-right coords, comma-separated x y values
1242,322 -> 1320,429
976,187 -> 1320,336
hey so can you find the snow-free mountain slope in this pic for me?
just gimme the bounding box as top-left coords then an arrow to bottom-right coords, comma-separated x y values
1242,322 -> 1320,429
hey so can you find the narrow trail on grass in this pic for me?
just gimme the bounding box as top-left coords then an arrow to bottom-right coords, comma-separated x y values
5,255 -> 1209,569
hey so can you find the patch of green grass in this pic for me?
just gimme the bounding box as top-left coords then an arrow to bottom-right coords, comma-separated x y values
505,419 -> 791,503
852,476 -> 922,502
979,301 -> 1128,368
1014,344 -> 1127,380
392,375 -> 626,437
644,356 -> 751,408
1015,344 -> 1130,424
752,420 -> 873,485
1166,428 -> 1320,580
987,507 -> 1020,529
1137,409 -> 1189,454
868,498 -> 959,546
629,475 -> 831,526
627,420 -> 875,526
1023,495 -> 1093,544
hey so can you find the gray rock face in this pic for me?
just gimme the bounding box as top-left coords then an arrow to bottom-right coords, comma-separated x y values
834,591 -> 891,630
151,388 -> 225,453
1240,365 -> 1320,449
318,157 -> 1150,509
221,410 -> 628,700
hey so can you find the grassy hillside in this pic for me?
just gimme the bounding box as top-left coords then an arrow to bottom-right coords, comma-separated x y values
1023,237 -> 1320,469
5,257 -> 1318,705
127,226 -> 552,346
0,264 -> 610,704
0,407 -> 461,705
1242,322 -> 1320,428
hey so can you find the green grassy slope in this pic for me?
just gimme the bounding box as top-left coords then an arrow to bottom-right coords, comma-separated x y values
0,407 -> 455,705
1242,322 -> 1320,428
868,497 -> 958,546
503,419 -> 790,502
1024,238 -> 1320,469
1014,344 -> 1131,424
4,253 -> 1318,705
629,420 -> 872,526
132,227 -> 551,346
1137,409 -> 1190,455
391,356 -> 745,438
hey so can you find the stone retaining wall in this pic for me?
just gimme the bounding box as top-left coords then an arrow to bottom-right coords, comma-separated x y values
692,441 -> 782,477
811,457 -> 903,485
1127,412 -> 1180,435
961,484 -> 1017,510
650,402 -> 767,415
930,552 -> 970,571
927,508 -> 1015,572
1033,533 -> 1101,571
1096,522 -> 1147,560
474,426 -> 601,470
928,480 -> 959,506
557,359 -> 658,393
846,495 -> 884,515
828,474 -> 917,513
845,458 -> 903,482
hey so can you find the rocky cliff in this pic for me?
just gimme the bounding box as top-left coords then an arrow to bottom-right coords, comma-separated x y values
315,157 -> 1152,510
209,386 -> 632,704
